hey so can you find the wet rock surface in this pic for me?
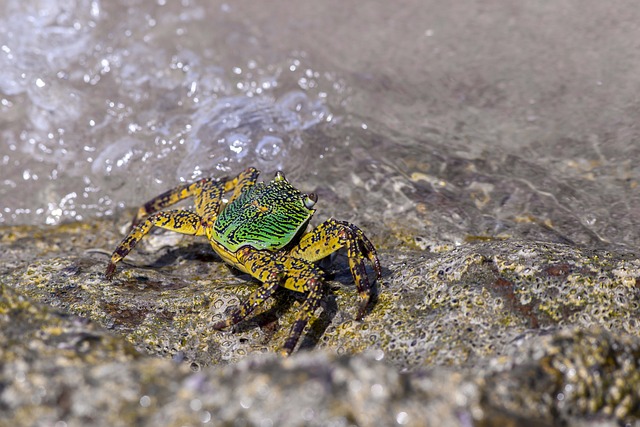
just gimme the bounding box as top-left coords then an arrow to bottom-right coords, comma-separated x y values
1,217 -> 639,426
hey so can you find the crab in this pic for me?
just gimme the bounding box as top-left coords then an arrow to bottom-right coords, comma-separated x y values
105,167 -> 381,355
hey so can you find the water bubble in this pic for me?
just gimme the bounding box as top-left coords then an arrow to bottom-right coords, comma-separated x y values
91,137 -> 141,176
200,411 -> 212,423
370,383 -> 385,398
139,395 -> 151,407
239,396 -> 252,409
396,412 -> 409,425
226,133 -> 249,158
255,135 -> 283,161
190,398 -> 202,411
178,91 -> 327,177
90,0 -> 101,18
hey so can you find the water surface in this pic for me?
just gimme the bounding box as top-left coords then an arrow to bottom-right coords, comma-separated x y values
2,0 -> 639,250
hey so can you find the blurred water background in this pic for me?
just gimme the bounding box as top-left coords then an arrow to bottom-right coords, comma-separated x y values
2,0 -> 640,250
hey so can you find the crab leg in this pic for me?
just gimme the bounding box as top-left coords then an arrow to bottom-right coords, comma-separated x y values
130,167 -> 259,227
130,180 -> 208,228
273,255 -> 326,355
281,276 -> 324,356
210,276 -> 281,330
106,167 -> 260,279
289,219 -> 382,319
246,249 -> 326,355
105,210 -> 205,279
212,247 -> 326,355
210,247 -> 282,329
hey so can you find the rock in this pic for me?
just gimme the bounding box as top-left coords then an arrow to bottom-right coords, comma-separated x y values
1,217 -> 639,425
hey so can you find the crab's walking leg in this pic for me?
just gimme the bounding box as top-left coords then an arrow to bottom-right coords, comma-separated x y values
278,256 -> 326,355
210,276 -> 281,330
211,247 -> 282,330
105,210 -> 204,279
106,167 -> 261,279
282,276 -> 324,356
130,181 -> 208,228
211,248 -> 325,355
289,219 -> 382,319
130,167 -> 259,227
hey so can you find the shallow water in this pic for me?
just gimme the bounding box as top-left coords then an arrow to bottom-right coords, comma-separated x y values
2,0 -> 640,249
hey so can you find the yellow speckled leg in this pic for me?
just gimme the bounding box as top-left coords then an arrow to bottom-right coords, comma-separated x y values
281,275 -> 324,356
130,180 -> 214,228
130,167 -> 259,228
212,247 -> 325,355
289,219 -> 382,319
243,249 -> 325,355
210,275 -> 281,330
108,167 -> 261,279
211,247 -> 283,329
105,210 -> 204,279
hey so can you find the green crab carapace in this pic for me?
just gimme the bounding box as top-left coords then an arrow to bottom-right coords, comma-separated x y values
105,167 -> 381,355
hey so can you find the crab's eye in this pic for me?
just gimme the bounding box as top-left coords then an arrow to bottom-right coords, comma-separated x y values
303,193 -> 317,209
274,171 -> 286,182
